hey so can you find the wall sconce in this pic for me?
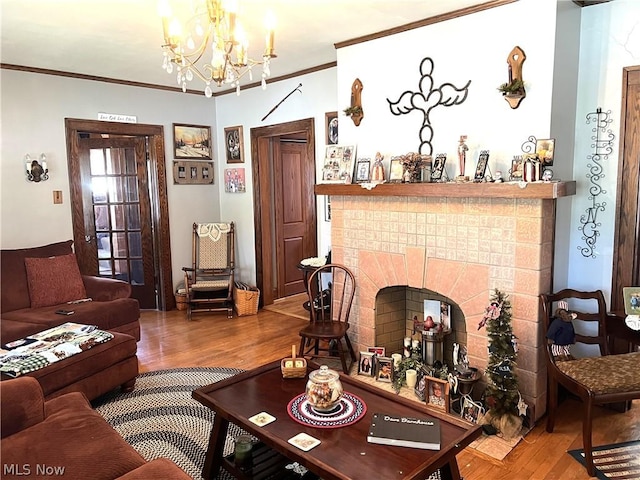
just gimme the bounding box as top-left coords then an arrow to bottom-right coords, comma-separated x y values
25,154 -> 49,182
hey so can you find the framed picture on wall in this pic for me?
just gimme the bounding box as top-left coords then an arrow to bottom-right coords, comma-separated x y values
224,168 -> 246,193
224,125 -> 244,164
325,111 -> 338,145
173,160 -> 214,184
173,123 -> 212,160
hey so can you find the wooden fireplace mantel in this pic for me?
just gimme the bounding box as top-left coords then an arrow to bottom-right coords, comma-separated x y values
314,181 -> 575,199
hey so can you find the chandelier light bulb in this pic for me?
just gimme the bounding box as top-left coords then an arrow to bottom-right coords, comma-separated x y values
187,36 -> 195,50
195,19 -> 204,37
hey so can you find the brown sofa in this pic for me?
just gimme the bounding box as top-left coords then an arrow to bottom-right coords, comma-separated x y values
1,240 -> 140,344
1,376 -> 190,480
1,241 -> 141,400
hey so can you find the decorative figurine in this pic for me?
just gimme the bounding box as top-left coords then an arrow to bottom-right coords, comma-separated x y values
456,135 -> 469,181
371,152 -> 385,182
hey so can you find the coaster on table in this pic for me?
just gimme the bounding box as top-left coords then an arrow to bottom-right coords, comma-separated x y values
248,412 -> 276,427
288,433 -> 321,452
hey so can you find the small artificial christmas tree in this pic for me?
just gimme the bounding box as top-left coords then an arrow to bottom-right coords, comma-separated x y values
478,289 -> 523,438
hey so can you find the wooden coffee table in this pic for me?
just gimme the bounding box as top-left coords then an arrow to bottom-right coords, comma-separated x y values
193,361 -> 481,480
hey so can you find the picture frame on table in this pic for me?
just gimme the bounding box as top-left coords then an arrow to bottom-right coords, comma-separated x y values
389,157 -> 404,182
358,351 -> 375,377
173,123 -> 212,160
321,145 -> 356,183
414,367 -> 429,401
355,159 -> 371,183
425,376 -> 450,412
325,111 -> 338,145
461,396 -> 485,423
224,125 -> 244,163
367,346 -> 386,356
623,287 -> 640,316
535,138 -> 555,167
473,150 -> 490,182
376,356 -> 394,383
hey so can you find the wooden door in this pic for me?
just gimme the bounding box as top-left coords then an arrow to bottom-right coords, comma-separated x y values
65,118 -> 175,311
611,65 -> 640,311
75,137 -> 156,308
275,141 -> 314,297
251,119 -> 317,305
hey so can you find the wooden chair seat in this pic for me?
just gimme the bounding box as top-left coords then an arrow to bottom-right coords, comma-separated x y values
556,352 -> 640,394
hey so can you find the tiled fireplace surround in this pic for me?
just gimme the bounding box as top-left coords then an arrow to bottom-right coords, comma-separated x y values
327,193 -> 560,421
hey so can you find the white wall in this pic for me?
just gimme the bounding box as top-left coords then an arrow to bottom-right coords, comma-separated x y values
336,0 -> 557,179
214,68 -> 338,283
566,0 -> 640,303
0,70 -> 219,289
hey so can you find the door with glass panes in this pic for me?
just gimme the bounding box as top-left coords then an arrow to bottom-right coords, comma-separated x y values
76,136 -> 156,308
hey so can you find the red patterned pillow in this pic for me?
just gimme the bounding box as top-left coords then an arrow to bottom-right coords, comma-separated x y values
24,254 -> 87,308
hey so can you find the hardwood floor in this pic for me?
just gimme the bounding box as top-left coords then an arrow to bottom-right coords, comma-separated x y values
136,303 -> 639,480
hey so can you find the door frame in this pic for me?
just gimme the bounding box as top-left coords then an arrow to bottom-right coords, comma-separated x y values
611,66 -> 640,311
64,118 -> 175,310
250,118 -> 316,306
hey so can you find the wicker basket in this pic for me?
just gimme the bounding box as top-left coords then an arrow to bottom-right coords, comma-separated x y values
175,289 -> 188,311
233,286 -> 260,316
281,345 -> 307,379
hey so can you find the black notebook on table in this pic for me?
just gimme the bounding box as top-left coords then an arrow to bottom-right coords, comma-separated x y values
367,412 -> 441,450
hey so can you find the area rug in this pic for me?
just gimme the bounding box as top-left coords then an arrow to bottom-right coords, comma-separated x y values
93,367 -> 246,480
568,440 -> 640,480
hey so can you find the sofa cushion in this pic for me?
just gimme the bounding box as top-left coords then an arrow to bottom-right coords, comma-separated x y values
1,298 -> 141,344
1,240 -> 73,313
24,253 -> 87,308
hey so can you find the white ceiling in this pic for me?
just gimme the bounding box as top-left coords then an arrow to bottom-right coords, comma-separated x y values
1,0 -> 491,94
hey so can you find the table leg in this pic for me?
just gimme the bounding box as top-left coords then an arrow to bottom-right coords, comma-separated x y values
202,414 -> 229,480
438,458 -> 461,480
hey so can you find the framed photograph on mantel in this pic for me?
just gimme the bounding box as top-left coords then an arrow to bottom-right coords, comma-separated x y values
473,150 -> 490,182
224,125 -> 244,164
321,145 -> 356,183
173,123 -> 212,160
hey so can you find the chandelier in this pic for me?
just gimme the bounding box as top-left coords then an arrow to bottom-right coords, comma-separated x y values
159,0 -> 276,97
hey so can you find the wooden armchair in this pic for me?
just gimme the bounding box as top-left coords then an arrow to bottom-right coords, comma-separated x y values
540,289 -> 640,477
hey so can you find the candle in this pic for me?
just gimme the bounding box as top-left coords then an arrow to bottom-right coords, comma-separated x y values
234,435 -> 253,470
405,369 -> 418,388
412,339 -> 420,349
404,337 -> 411,347
391,353 -> 402,366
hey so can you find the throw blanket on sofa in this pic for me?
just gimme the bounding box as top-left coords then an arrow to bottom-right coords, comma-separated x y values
0,322 -> 113,377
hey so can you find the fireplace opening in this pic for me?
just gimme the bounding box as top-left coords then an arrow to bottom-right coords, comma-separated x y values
374,286 -> 467,368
